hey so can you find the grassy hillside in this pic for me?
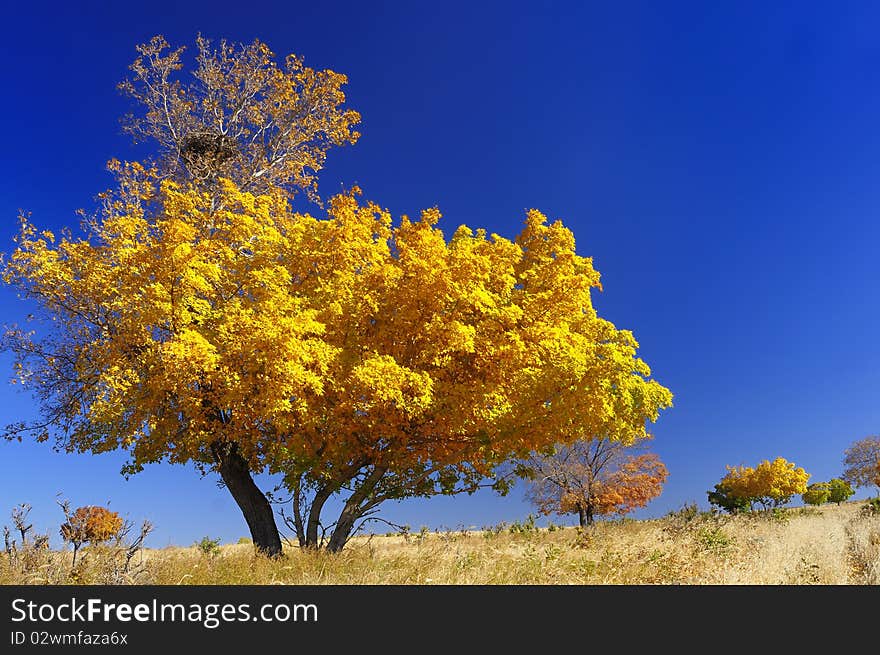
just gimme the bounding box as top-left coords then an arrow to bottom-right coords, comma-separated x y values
3,500 -> 879,584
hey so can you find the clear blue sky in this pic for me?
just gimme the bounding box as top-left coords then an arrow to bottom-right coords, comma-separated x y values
2,1 -> 879,547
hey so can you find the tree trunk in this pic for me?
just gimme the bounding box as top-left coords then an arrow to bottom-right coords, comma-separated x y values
326,466 -> 386,553
290,478 -> 306,548
305,486 -> 334,548
577,505 -> 595,527
212,442 -> 282,557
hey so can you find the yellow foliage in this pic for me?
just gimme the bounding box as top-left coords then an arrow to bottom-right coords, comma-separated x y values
719,457 -> 810,509
60,506 -> 124,545
2,176 -> 672,492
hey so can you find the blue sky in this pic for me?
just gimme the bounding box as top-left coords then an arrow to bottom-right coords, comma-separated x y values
2,1 -> 879,547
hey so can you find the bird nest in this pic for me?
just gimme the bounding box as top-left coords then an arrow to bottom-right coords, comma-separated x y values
180,131 -> 238,179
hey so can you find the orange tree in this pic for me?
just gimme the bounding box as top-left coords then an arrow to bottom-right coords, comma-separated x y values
524,434 -> 668,527
842,436 -> 880,496
59,504 -> 124,566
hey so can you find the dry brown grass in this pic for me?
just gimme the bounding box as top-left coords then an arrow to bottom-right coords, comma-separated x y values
3,500 -> 879,585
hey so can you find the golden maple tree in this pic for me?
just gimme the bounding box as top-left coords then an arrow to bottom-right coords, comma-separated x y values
1,35 -> 673,554
2,173 -> 672,551
714,457 -> 809,511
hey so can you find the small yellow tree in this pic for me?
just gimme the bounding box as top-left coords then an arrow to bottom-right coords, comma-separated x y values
750,457 -> 810,509
714,457 -> 809,511
715,464 -> 756,510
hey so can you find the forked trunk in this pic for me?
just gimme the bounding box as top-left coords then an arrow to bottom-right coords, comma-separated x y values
212,442 -> 282,557
577,505 -> 594,527
326,466 -> 387,552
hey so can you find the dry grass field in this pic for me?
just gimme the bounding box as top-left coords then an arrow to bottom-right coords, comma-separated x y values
3,500 -> 879,585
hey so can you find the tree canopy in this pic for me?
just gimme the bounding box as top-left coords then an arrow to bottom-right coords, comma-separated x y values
842,436 -> 880,492
801,482 -> 831,507
3,172 -> 672,549
826,478 -> 854,505
118,35 -> 360,200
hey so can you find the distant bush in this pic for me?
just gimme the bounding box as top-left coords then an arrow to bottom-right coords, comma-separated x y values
667,502 -> 700,522
802,483 -> 831,507
861,497 -> 880,517
696,525 -> 733,553
481,521 -> 508,539
710,458 -> 810,512
764,507 -> 791,524
802,479 -> 854,507
195,536 -> 222,558
509,514 -> 538,535
827,478 -> 855,505
60,505 -> 124,544
237,537 -> 252,545
662,502 -> 716,539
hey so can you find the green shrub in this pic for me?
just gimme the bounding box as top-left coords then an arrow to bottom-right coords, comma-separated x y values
861,497 -> 880,516
195,536 -> 222,558
707,483 -> 750,514
481,521 -> 508,539
508,514 -> 538,535
667,502 -> 700,522
801,483 -> 831,507
827,478 -> 855,505
696,525 -> 732,553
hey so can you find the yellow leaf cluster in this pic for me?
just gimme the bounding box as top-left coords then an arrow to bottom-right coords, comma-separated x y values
3,176 -> 672,487
719,456 -> 810,509
59,506 -> 124,545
